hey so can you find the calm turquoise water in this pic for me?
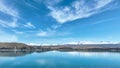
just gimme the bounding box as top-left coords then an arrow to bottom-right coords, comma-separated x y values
0,51 -> 120,68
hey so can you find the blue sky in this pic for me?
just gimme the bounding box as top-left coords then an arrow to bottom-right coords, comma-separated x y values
0,0 -> 120,44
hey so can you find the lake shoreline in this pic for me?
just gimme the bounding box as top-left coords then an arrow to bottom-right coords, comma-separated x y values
0,42 -> 120,52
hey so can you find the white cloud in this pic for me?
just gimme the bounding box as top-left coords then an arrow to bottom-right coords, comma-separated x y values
0,0 -> 19,18
37,31 -> 47,37
0,0 -> 20,28
48,0 -> 114,23
36,28 -> 68,37
67,41 -> 119,44
95,0 -> 113,9
51,24 -> 61,29
0,18 -> 18,28
45,0 -> 62,6
37,29 -> 55,37
12,30 -> 24,34
24,22 -> 36,28
24,1 -> 39,10
27,43 -> 40,46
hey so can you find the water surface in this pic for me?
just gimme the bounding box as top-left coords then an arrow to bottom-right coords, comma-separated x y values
0,51 -> 120,68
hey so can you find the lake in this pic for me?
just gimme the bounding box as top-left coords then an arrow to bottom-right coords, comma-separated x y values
0,51 -> 120,68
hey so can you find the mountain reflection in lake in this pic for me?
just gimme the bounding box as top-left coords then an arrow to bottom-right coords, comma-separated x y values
0,51 -> 120,68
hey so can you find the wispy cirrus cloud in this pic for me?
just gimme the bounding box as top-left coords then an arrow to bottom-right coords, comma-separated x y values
45,0 -> 62,6
24,22 -> 36,29
0,0 -> 36,29
51,24 -> 61,29
0,0 -> 19,18
36,27 -> 69,37
47,0 -> 115,23
12,30 -> 24,34
0,0 -> 19,28
37,31 -> 48,37
37,28 -> 55,37
0,18 -> 18,28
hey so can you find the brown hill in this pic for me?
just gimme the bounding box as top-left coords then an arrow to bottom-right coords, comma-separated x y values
0,42 -> 34,51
